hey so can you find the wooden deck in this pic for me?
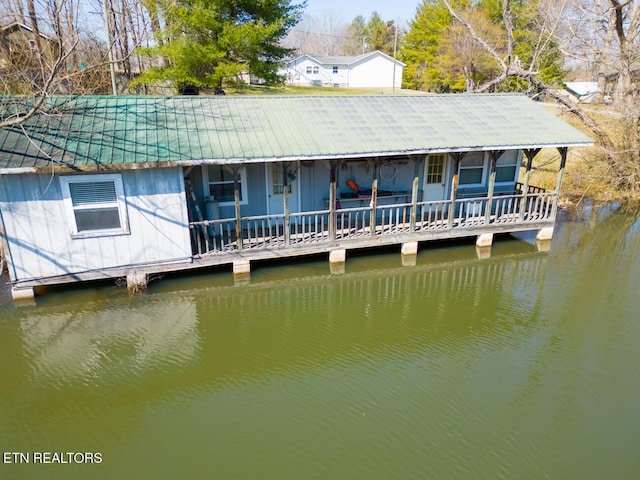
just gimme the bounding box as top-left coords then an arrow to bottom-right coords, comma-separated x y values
189,192 -> 557,262
9,191 -> 556,293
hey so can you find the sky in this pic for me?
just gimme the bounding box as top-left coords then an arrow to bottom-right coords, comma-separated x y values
301,0 -> 421,26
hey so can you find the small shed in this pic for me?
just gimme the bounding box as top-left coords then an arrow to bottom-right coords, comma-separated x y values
564,82 -> 600,103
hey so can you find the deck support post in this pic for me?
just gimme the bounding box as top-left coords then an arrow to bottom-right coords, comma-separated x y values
401,241 -> 418,256
370,160 -> 378,236
476,233 -> 494,248
536,227 -> 554,241
233,260 -> 251,275
283,162 -> 290,246
329,160 -> 338,241
126,271 -> 148,293
410,157 -> 420,232
536,227 -> 554,252
551,147 -> 568,221
329,249 -> 346,264
520,149 -> 540,221
448,153 -> 464,229
484,151 -> 503,225
11,286 -> 35,301
476,233 -> 493,260
233,167 -> 243,251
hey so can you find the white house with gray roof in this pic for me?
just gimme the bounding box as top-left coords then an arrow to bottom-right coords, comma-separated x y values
285,51 -> 405,89
0,94 -> 592,300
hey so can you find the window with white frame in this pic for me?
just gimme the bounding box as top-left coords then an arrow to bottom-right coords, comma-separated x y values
60,174 -> 129,237
204,165 -> 247,205
306,66 -> 312,74
458,152 -> 485,186
313,66 -> 319,74
426,154 -> 446,184
495,151 -> 518,183
332,66 -> 338,74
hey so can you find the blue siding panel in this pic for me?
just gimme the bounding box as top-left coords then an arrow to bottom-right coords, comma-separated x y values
0,168 -> 191,283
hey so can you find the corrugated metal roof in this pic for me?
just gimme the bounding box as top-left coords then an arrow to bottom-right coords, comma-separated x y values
0,94 -> 593,172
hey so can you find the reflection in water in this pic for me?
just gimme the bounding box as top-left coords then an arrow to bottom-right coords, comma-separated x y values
1,204 -> 640,480
19,300 -> 199,385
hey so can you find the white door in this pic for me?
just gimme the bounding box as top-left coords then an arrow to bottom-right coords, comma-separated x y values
423,154 -> 447,201
266,162 -> 299,215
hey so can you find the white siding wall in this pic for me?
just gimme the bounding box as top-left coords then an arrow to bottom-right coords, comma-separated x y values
286,57 -> 322,86
286,58 -> 349,87
0,167 -> 191,283
348,55 -> 403,89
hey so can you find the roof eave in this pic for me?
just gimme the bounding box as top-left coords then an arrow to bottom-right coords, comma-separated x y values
0,142 -> 594,175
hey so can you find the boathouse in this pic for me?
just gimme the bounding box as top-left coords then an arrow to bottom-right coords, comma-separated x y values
0,94 -> 592,299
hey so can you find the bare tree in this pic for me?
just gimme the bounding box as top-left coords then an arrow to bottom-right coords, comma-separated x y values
97,0 -> 155,80
1,0 -> 81,128
560,0 -> 640,103
441,0 -> 640,191
0,0 -> 158,128
440,11 -> 504,91
283,11 -> 348,56
442,2 -> 614,149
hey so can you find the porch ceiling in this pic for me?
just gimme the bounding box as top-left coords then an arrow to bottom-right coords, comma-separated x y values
0,94 -> 593,172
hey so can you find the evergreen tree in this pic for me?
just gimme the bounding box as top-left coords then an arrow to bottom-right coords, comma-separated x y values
133,0 -> 305,92
343,15 -> 367,55
344,12 -> 400,57
400,1 -> 455,91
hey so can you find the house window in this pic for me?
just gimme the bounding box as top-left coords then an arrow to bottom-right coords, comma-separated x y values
306,66 -> 312,74
458,152 -> 485,186
495,152 -> 518,183
313,66 -> 319,74
60,174 -> 129,237
271,163 -> 293,194
332,66 -> 338,74
426,154 -> 445,184
205,165 -> 247,205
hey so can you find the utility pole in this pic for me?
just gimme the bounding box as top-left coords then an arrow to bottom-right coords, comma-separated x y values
392,25 -> 398,92
362,36 -> 368,54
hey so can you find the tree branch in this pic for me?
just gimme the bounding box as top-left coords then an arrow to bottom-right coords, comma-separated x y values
0,38 -> 79,129
442,0 -> 507,71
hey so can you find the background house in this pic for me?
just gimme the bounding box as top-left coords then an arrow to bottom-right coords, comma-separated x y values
0,22 -> 56,86
284,51 -> 405,89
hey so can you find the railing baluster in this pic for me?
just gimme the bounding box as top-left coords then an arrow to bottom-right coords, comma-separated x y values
188,189 -> 553,257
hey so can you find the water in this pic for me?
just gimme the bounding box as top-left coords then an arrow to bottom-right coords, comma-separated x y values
1,203 -> 640,479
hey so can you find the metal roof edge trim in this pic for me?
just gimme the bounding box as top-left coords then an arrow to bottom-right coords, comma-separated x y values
0,142 -> 594,175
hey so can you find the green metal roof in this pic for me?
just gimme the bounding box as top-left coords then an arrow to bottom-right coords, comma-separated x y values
0,94 -> 593,172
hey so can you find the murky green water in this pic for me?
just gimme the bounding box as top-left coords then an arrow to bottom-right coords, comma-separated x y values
1,204 -> 640,480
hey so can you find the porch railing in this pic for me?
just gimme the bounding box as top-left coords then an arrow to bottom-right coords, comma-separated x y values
189,190 -> 557,256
